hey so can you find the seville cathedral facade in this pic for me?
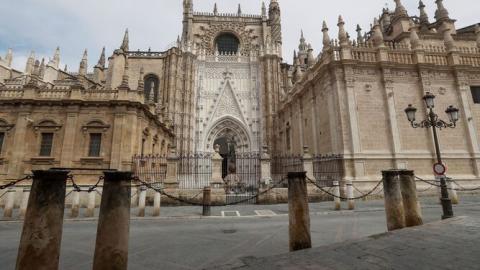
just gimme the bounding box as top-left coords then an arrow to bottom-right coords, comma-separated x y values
0,0 -> 480,190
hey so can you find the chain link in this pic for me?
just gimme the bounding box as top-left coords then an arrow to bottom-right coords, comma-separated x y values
0,175 -> 33,190
415,176 -> 480,191
307,177 -> 383,200
131,176 -> 289,207
70,175 -> 103,193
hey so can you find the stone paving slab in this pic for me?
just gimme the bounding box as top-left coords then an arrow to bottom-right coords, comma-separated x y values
211,216 -> 480,270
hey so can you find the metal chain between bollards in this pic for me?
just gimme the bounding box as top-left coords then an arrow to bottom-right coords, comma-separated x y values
69,174 -> 104,193
415,176 -> 480,191
131,176 -> 289,207
307,177 -> 383,200
0,175 -> 33,190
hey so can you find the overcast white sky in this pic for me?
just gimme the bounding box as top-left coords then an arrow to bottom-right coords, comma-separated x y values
0,0 -> 477,71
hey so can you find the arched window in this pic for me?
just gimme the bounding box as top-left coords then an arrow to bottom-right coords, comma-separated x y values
144,74 -> 160,103
215,33 -> 240,55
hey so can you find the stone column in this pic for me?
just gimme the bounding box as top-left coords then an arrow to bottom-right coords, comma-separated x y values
302,146 -> 314,181
19,188 -> 30,218
260,147 -> 272,186
16,170 -> 69,270
70,191 -> 80,218
346,180 -> 355,210
382,170 -> 406,231
92,171 -> 132,270
211,151 -> 224,188
288,172 -> 312,252
137,186 -> 147,217
398,170 -> 423,227
333,181 -> 341,211
85,192 -> 96,218
3,188 -> 16,218
153,191 -> 161,217
164,147 -> 179,188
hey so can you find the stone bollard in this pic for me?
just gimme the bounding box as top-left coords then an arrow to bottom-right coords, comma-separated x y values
153,191 -> 161,217
447,178 -> 459,205
3,188 -> 16,218
93,171 -> 132,270
399,170 -> 423,227
130,187 -> 138,208
288,172 -> 312,252
70,191 -> 80,218
202,186 -> 211,216
85,191 -> 96,217
138,187 -> 147,217
332,181 -> 341,211
19,188 -> 30,218
346,180 -> 355,210
382,170 -> 406,231
16,170 -> 69,270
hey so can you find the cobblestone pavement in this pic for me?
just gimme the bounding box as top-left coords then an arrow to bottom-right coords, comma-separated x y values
212,216 -> 480,270
0,195 -> 479,269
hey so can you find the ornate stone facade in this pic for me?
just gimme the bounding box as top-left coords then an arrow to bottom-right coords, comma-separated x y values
0,0 -> 479,191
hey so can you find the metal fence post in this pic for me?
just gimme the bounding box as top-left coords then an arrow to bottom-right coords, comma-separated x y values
399,170 -> 423,227
16,169 -> 69,270
3,188 -> 16,218
203,186 -> 211,216
93,171 -> 132,270
382,170 -> 406,231
288,171 -> 312,252
19,188 -> 30,218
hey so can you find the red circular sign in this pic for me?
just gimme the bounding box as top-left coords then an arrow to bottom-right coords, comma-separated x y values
433,163 -> 447,176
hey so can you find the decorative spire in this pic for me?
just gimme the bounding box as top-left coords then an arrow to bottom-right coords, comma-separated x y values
121,29 -> 129,52
79,49 -> 88,76
5,48 -> 13,67
418,0 -> 430,30
33,60 -> 40,76
475,24 -> 480,48
26,51 -> 36,74
337,15 -> 348,46
393,0 -> 408,18
39,58 -> 45,78
372,18 -> 385,47
293,51 -> 303,83
322,21 -> 331,50
307,44 -> 315,68
261,2 -> 266,17
48,46 -> 61,69
64,65 -> 68,72
138,67 -> 145,91
96,47 -> 106,68
442,23 -> 455,52
435,0 -> 450,21
382,8 -> 391,32
237,4 -> 242,15
356,24 -> 364,44
409,22 -> 421,50
119,60 -> 130,89
299,30 -> 307,51
213,3 -> 218,15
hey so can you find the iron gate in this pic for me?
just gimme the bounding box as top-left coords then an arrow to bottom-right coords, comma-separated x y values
271,155 -> 304,187
313,154 -> 344,187
224,152 -> 261,204
177,153 -> 212,189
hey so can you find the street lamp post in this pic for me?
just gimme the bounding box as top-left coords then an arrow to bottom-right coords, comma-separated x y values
404,92 -> 459,220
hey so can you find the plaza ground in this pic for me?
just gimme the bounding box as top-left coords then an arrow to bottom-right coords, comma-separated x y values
0,195 -> 479,269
